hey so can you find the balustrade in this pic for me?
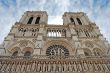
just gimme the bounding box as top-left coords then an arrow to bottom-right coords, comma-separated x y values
47,27 -> 66,38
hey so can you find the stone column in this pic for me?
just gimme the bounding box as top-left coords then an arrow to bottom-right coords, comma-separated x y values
19,12 -> 27,23
23,16 -> 29,24
32,17 -> 36,24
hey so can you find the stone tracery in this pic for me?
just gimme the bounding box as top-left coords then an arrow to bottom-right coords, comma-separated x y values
46,45 -> 69,59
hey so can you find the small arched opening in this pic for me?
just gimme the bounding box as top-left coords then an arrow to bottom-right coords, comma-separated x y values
24,51 -> 31,57
12,51 -> 18,56
35,17 -> 40,24
27,17 -> 33,24
70,17 -> 75,25
93,48 -> 103,56
76,18 -> 82,25
83,48 -> 92,56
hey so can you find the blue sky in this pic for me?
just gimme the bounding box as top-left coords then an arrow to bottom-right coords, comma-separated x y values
0,0 -> 110,44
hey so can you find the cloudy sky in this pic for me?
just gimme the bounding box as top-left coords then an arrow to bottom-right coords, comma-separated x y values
0,0 -> 110,44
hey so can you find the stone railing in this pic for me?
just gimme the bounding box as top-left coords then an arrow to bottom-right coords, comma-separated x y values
46,25 -> 67,38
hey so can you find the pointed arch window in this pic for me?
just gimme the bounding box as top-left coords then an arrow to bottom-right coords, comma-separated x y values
12,51 -> 18,56
70,17 -> 75,25
35,17 -> 40,24
93,49 -> 102,56
83,49 -> 92,56
24,51 -> 31,56
27,17 -> 33,24
76,18 -> 82,25
85,31 -> 90,37
84,51 -> 90,56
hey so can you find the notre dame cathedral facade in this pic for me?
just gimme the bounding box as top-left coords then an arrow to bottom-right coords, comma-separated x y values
0,11 -> 110,73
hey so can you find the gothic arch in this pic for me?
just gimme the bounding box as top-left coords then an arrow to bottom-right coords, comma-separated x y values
10,47 -> 20,56
7,40 -> 35,52
81,40 -> 106,56
43,40 -> 75,56
35,16 -> 40,24
83,48 -> 92,56
27,17 -> 33,24
76,18 -> 82,25
82,40 -> 105,52
93,48 -> 103,56
12,51 -> 18,56
24,51 -> 31,56
22,47 -> 33,55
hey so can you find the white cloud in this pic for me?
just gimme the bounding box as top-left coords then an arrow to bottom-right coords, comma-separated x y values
0,0 -> 110,44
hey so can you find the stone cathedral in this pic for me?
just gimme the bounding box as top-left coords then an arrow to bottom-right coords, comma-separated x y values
0,11 -> 110,73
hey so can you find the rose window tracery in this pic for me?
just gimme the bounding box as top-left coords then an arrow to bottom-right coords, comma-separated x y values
46,45 -> 69,59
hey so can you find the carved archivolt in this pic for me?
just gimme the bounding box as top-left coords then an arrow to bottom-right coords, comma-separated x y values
93,48 -> 103,56
22,47 -> 33,54
10,47 -> 20,54
7,40 -> 35,55
82,40 -> 104,50
82,40 -> 105,56
83,48 -> 92,56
